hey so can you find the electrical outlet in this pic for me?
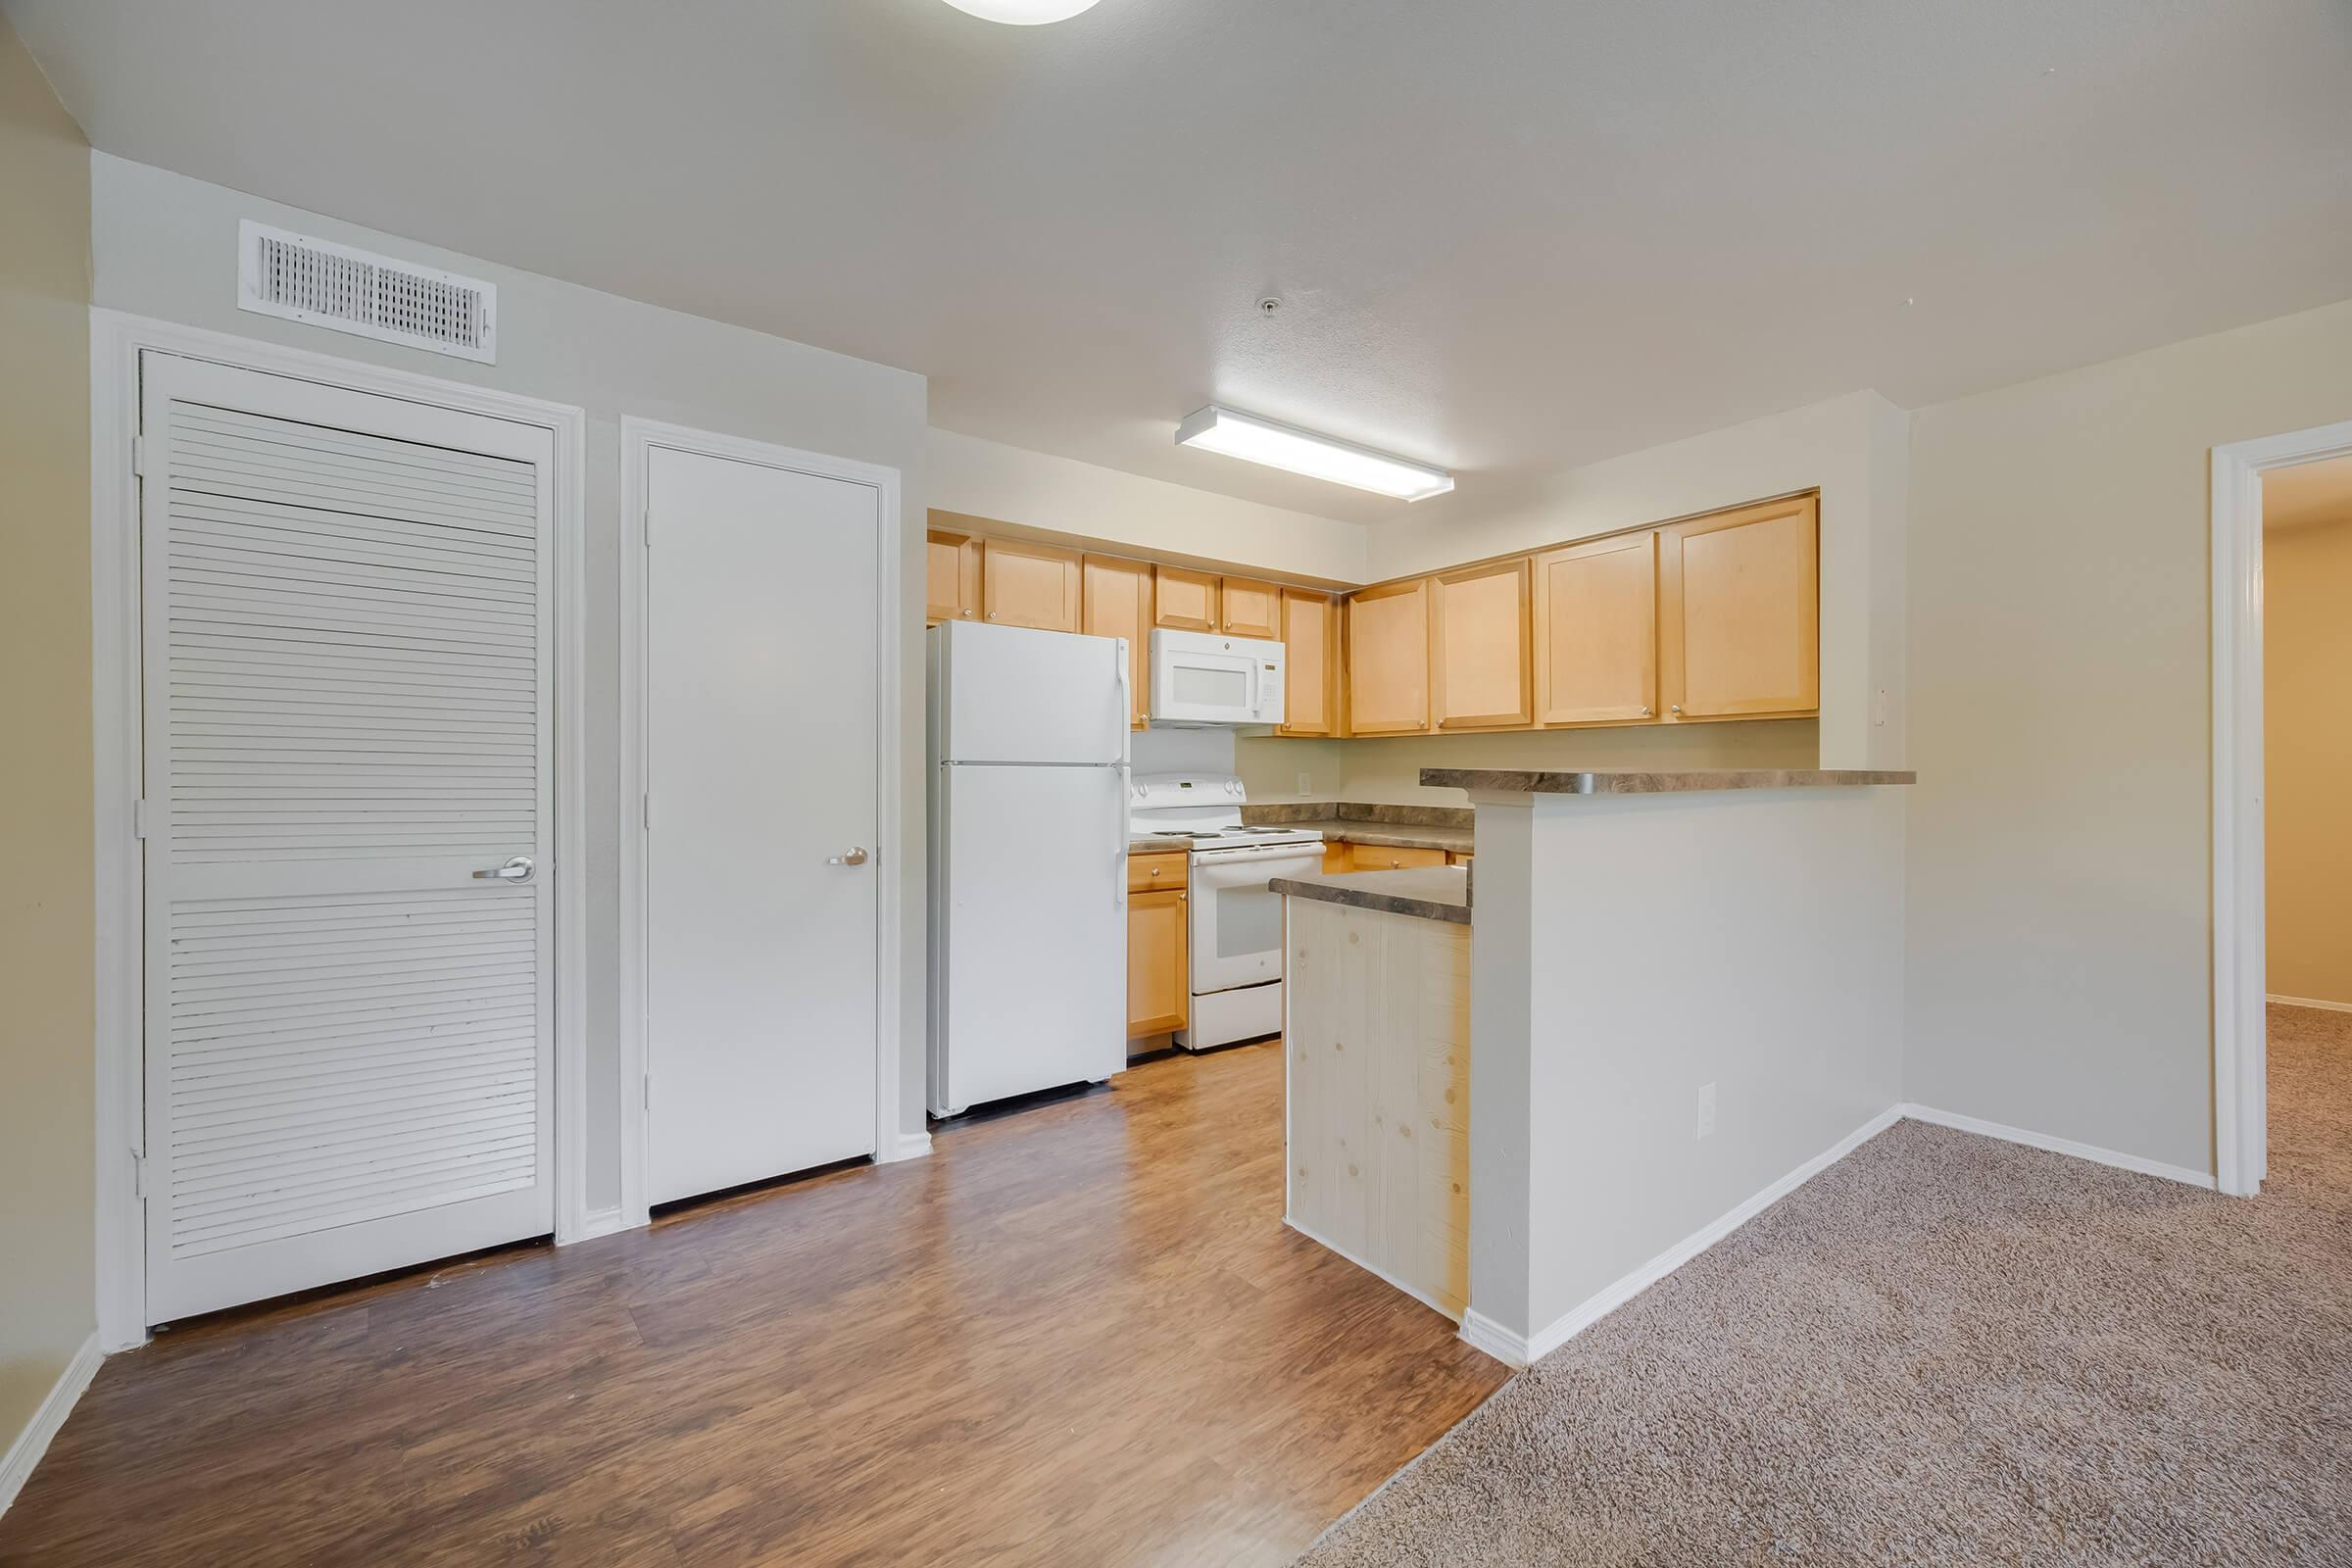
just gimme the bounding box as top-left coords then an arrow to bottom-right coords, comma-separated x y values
1297,771 -> 1313,796
1696,1082 -> 1717,1140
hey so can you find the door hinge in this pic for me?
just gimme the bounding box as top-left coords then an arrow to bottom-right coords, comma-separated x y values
642,793 -> 652,831
132,1152 -> 149,1200
642,508 -> 652,549
133,799 -> 151,840
132,435 -> 148,477
642,1073 -> 653,1111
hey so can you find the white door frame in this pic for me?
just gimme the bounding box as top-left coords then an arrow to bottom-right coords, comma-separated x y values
2210,416 -> 2352,1199
90,310 -> 590,1350
617,416 -> 914,1229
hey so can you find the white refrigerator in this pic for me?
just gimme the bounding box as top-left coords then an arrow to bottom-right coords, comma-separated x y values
928,620 -> 1131,1117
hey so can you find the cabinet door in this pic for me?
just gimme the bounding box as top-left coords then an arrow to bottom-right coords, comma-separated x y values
1220,577 -> 1281,639
1153,565 -> 1221,632
1659,495 -> 1818,720
1083,555 -> 1153,727
926,528 -> 983,626
1345,578 -> 1431,735
1430,559 -> 1533,730
1278,590 -> 1338,736
1532,531 -> 1658,725
1321,840 -> 1353,874
1126,888 -> 1189,1036
1348,844 -> 1448,871
983,538 -> 1084,633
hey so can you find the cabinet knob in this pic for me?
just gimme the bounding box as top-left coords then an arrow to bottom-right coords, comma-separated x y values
962,609 -> 974,618
987,612 -> 999,620
1149,866 -> 1160,876
1178,892 -> 1186,902
1642,706 -> 1654,717
1669,704 -> 1682,715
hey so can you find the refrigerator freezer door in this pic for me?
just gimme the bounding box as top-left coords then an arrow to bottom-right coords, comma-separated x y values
934,620 -> 1128,765
932,762 -> 1127,1115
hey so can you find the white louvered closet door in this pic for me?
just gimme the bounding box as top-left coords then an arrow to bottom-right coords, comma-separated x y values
140,355 -> 557,1323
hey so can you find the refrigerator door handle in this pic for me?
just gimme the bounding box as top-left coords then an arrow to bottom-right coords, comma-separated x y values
1113,762 -> 1130,909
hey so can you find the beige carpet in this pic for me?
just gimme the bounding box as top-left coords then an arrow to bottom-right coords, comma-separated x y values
1299,1004 -> 2352,1566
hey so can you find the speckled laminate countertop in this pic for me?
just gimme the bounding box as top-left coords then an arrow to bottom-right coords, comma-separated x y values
1269,866 -> 1472,926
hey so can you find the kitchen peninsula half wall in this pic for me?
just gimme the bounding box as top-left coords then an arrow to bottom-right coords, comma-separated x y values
1448,766 -> 1910,1368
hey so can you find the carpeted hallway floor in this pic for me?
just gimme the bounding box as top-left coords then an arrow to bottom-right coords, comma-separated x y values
1300,1004 -> 2352,1566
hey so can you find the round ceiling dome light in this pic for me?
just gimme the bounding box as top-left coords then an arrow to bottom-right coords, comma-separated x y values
941,0 -> 1102,22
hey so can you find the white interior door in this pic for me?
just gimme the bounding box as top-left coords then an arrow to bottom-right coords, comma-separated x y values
644,444 -> 881,1206
140,354 -> 557,1324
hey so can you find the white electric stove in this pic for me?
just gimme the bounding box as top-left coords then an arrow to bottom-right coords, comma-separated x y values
1130,774 -> 1324,1050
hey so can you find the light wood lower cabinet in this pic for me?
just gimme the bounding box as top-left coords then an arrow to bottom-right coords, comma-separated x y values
1126,854 -> 1189,1036
1153,565 -> 1221,632
926,529 -> 983,626
1532,531 -> 1657,725
1320,841 -> 1353,875
1345,578 -> 1431,735
982,538 -> 1083,633
1082,554 -> 1153,727
1279,589 -> 1339,736
1348,843 -> 1448,872
1660,494 -> 1818,720
1430,558 -> 1533,730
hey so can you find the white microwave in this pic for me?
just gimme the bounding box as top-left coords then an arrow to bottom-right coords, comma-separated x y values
1149,628 -> 1286,727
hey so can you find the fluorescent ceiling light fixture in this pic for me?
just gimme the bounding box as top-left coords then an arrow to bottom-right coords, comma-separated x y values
1175,406 -> 1455,502
941,0 -> 1102,22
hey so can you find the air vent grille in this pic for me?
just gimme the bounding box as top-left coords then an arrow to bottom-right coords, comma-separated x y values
237,220 -> 497,363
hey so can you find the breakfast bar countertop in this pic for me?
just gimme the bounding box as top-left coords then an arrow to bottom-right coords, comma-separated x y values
1420,767 -> 1916,794
1269,866 -> 1471,926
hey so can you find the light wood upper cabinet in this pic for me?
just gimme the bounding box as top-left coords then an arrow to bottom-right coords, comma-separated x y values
1532,531 -> 1658,726
1126,887 -> 1188,1037
1430,559 -> 1533,730
982,538 -> 1084,633
1346,578 -> 1431,735
1659,495 -> 1818,720
1153,565 -> 1221,632
1278,590 -> 1339,737
926,529 -> 983,626
1220,577 -> 1281,639
1082,555 -> 1153,727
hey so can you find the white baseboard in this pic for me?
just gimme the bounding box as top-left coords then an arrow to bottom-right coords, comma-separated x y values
1284,1217 -> 1464,1327
2269,993 -> 2352,1014
1456,1307 -> 1528,1367
568,1205 -> 640,1244
0,1333 -> 102,1521
1896,1102 -> 2216,1190
888,1130 -> 934,1163
1461,1104 -> 1905,1369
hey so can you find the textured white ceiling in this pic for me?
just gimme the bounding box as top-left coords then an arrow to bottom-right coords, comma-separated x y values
11,0 -> 2350,523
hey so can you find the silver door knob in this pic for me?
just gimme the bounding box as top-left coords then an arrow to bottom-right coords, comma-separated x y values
472,856 -> 534,882
1642,706 -> 1654,717
828,847 -> 870,866
1669,705 -> 1683,715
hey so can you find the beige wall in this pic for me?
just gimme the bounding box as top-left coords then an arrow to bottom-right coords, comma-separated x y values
2265,508 -> 2352,1005
0,9 -> 94,1464
1905,295 -> 2352,1177
1234,722 -> 1818,807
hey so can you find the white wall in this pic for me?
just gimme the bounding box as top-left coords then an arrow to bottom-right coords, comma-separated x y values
88,154 -> 933,1210
1470,787 -> 1908,1345
1905,294 -> 2352,1178
928,425 -> 1368,584
1371,389 -> 1911,774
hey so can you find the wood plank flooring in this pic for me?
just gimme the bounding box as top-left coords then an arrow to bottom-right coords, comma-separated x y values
0,1041 -> 1508,1566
